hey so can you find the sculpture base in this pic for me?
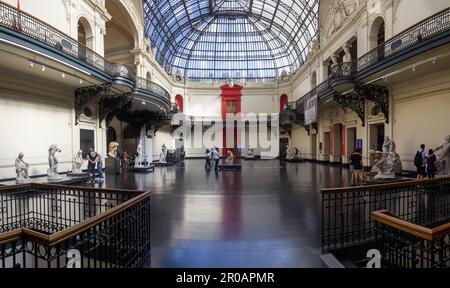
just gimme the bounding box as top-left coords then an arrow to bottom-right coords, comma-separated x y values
67,172 -> 88,177
155,162 -> 175,167
16,179 -> 32,184
126,165 -> 155,173
105,158 -> 121,175
47,175 -> 63,181
284,158 -> 305,163
243,156 -> 257,161
364,175 -> 412,185
219,164 -> 242,171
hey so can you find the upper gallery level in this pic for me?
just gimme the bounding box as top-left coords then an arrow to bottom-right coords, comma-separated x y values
0,0 -> 171,111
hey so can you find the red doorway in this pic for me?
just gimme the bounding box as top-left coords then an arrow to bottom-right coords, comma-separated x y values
221,83 -> 243,159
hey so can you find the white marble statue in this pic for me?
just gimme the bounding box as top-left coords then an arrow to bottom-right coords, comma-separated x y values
370,137 -> 402,180
286,146 -> 294,160
160,144 -> 168,164
435,135 -> 450,175
135,141 -> 146,168
343,45 -> 352,63
247,148 -> 255,159
342,45 -> 353,76
47,145 -> 62,181
294,147 -> 300,160
72,150 -> 84,174
15,153 -> 31,184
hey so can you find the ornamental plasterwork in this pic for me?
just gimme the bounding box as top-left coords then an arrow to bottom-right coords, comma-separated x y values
121,0 -> 144,46
324,0 -> 359,40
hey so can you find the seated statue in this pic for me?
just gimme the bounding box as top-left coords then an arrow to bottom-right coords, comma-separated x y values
48,144 -> 62,181
72,150 -> 84,174
15,153 -> 31,184
108,142 -> 119,158
370,137 -> 402,180
225,151 -> 235,165
435,135 -> 450,176
160,144 -> 167,164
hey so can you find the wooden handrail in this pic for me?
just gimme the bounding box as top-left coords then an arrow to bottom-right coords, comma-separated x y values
321,176 -> 450,194
372,210 -> 450,241
0,189 -> 151,246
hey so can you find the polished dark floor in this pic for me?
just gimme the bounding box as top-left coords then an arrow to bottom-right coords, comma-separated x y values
96,160 -> 352,268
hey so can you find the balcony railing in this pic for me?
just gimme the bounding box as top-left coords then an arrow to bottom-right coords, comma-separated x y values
136,77 -> 171,102
295,7 -> 450,112
357,7 -> 450,72
322,177 -> 450,252
0,184 -> 151,268
0,2 -> 170,104
111,63 -> 136,82
0,2 -> 111,74
373,210 -> 450,268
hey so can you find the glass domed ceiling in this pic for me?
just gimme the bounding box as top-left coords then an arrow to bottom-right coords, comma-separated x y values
144,0 -> 319,82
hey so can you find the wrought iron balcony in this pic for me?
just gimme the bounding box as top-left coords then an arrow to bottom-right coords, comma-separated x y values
0,184 -> 151,268
0,2 -> 111,75
135,77 -> 171,102
356,7 -> 450,73
110,63 -> 136,82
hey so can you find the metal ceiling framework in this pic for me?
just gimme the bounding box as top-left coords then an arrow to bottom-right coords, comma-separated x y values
144,0 -> 319,82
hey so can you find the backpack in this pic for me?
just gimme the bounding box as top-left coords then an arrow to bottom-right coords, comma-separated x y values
414,150 -> 423,167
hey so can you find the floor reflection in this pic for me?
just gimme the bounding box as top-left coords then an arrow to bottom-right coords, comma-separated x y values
91,160 -> 351,268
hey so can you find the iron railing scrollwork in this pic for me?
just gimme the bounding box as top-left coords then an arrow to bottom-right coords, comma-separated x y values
356,7 -> 450,72
135,77 -> 171,102
0,2 -> 110,74
373,211 -> 450,268
110,63 -> 136,82
0,184 -> 151,268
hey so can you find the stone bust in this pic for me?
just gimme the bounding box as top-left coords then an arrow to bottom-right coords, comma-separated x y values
108,142 -> 119,158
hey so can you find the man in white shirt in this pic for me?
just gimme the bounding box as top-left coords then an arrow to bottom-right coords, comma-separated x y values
212,147 -> 220,171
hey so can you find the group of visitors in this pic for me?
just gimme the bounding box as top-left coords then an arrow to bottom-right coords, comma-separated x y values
205,147 -> 220,172
414,144 -> 438,180
87,147 -> 104,183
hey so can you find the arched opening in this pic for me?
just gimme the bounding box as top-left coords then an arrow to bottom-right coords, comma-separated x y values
146,72 -> 151,81
107,127 -> 117,145
369,17 -> 386,51
280,94 -> 288,112
77,18 -> 94,61
77,18 -> 93,49
311,71 -> 317,88
105,1 -> 138,67
175,94 -> 184,112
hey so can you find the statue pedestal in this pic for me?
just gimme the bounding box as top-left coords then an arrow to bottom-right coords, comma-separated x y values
16,179 -> 32,184
106,158 -> 121,175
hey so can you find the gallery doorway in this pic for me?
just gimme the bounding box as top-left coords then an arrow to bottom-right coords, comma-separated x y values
370,123 -> 385,152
